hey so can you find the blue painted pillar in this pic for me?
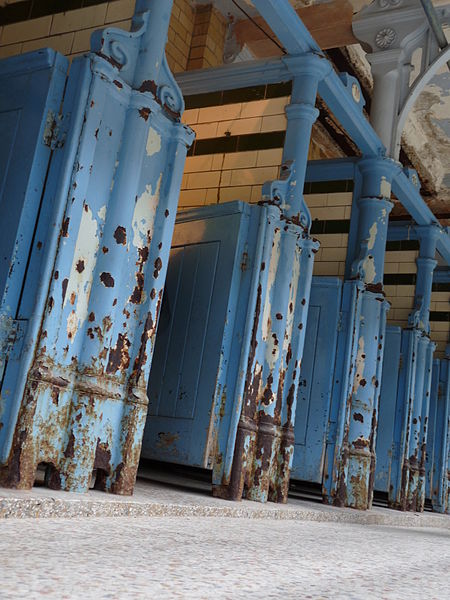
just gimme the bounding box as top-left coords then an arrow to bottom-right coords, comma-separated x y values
412,226 -> 439,333
213,54 -> 327,503
280,55 -> 331,222
441,352 -> 450,514
416,340 -> 436,511
0,0 -> 194,493
403,225 -> 438,511
425,359 -> 440,502
427,355 -> 450,513
330,158 -> 395,510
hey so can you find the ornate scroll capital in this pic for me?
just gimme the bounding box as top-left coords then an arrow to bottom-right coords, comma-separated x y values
90,0 -> 184,117
261,161 -> 312,231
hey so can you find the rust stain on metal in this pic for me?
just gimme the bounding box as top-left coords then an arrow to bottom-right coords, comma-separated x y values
64,431 -> 75,459
353,436 -> 370,449
76,259 -> 85,273
156,432 -> 179,449
138,107 -> 151,121
100,272 -> 115,287
113,226 -> 127,245
61,278 -> 68,303
153,257 -> 163,279
139,79 -> 157,95
130,272 -> 145,304
61,218 -> 70,237
106,333 -> 131,374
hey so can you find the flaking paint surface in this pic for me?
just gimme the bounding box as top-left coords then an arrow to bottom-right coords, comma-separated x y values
146,127 -> 162,157
63,206 -> 100,342
132,175 -> 162,249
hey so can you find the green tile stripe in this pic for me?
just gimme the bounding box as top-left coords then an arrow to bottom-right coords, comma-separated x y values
0,0 -> 107,26
185,82 -> 293,110
429,311 -> 449,322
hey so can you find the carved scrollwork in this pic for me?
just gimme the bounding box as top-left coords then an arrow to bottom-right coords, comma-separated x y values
90,20 -> 145,84
408,297 -> 423,328
156,53 -> 185,116
261,162 -> 311,230
108,39 -> 131,69
378,0 -> 402,7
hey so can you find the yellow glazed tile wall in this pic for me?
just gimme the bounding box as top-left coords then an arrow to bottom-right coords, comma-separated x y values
180,97 -> 339,209
383,255 -> 449,357
187,3 -> 227,70
0,0 -> 195,73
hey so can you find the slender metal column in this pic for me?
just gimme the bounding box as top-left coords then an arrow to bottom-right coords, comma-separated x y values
402,225 -> 439,510
330,157 -> 395,510
280,55 -> 331,222
413,226 -> 440,333
0,0 -> 194,494
352,0 -> 437,159
417,339 -> 436,511
425,359 -> 440,502
428,350 -> 450,513
213,54 -> 326,503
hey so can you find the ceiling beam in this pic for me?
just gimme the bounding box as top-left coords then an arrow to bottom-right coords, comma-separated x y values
233,0 -> 358,57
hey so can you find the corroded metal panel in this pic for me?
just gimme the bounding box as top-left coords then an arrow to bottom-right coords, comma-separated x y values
0,0 -> 193,494
375,327 -> 436,512
427,356 -> 450,513
140,199 -> 318,505
213,54 -> 326,504
141,202 -> 258,469
325,281 -> 389,509
0,49 -> 68,393
217,210 -> 318,503
323,158 -> 396,510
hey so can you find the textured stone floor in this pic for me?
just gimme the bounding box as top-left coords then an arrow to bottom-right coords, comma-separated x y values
1,472 -> 449,530
0,515 -> 449,599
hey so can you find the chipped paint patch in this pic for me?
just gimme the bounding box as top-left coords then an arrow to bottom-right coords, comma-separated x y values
380,176 -> 391,199
284,244 -> 301,342
261,227 -> 281,342
265,333 -> 280,371
97,205 -> 106,220
146,127 -> 161,157
63,205 -> 100,342
132,174 -> 162,249
362,255 -> 376,284
67,310 -> 78,339
367,222 -> 377,250
355,336 -> 365,391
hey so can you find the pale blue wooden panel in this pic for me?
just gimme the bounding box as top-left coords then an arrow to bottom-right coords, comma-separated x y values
291,277 -> 342,483
374,326 -> 402,493
142,208 -> 249,467
0,50 -> 68,315
148,242 -> 220,419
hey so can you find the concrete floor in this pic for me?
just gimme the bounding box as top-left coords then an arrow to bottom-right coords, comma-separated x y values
0,515 -> 449,599
1,469 -> 450,528
1,473 -> 449,599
